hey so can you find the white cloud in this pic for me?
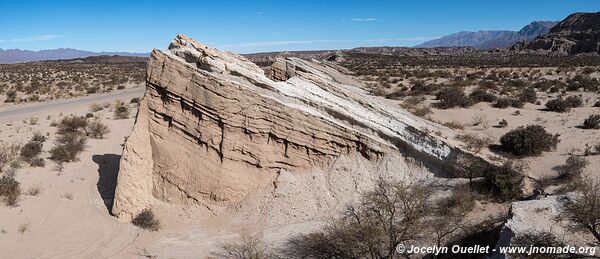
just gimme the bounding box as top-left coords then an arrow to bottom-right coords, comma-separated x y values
0,35 -> 62,43
351,18 -> 377,22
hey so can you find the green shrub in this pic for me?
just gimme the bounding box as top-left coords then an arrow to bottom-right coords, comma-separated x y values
500,125 -> 559,156
546,95 -> 582,112
487,161 -> 524,201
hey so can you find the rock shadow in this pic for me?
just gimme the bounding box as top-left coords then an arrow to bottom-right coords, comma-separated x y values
92,154 -> 121,215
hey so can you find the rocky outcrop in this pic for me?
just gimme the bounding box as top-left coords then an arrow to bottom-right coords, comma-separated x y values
112,34 -> 495,220
516,12 -> 600,54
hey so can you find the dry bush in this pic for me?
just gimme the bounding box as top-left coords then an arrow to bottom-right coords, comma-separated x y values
221,233 -> 275,259
519,87 -> 537,104
471,113 -> 489,128
89,103 -> 103,112
284,180 -> 430,258
57,116 -> 88,134
582,114 -> 600,129
562,178 -> 600,244
443,121 -> 464,130
50,133 -> 87,163
26,185 -> 41,196
114,101 -> 130,119
456,133 -> 492,153
86,120 -> 110,139
0,176 -> 21,206
132,208 -> 160,231
499,125 -> 559,157
545,95 -> 582,113
0,143 -> 22,173
20,140 -> 42,163
510,231 -> 565,259
494,98 -> 524,109
485,161 -> 524,201
556,156 -> 588,180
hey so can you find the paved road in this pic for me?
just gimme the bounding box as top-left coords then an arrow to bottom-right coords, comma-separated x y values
0,87 -> 145,121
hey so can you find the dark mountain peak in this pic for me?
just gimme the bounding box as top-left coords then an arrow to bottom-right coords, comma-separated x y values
518,12 -> 600,54
550,12 -> 600,32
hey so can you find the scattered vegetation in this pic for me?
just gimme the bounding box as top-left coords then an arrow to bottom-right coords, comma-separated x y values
86,120 -> 110,139
114,101 -> 130,119
582,114 -> 600,129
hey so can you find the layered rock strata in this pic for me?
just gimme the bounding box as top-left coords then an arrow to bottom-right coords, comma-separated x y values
113,34 -> 493,219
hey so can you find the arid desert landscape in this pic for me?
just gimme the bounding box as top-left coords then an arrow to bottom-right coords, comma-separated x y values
1,3 -> 600,259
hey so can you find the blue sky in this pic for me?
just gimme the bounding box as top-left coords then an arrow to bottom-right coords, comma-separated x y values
0,0 -> 598,53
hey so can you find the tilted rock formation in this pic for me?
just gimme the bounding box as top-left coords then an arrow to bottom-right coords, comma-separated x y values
515,12 -> 600,54
112,34 -> 496,220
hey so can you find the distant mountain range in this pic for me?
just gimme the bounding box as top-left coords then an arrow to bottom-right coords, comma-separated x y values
0,48 -> 148,64
416,21 -> 558,49
515,12 -> 600,55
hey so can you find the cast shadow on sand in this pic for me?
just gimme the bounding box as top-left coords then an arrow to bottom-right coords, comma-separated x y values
93,154 -> 121,215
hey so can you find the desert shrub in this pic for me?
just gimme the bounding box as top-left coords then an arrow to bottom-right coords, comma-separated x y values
0,143 -> 22,173
498,119 -> 508,128
582,114 -> 600,129
29,158 -> 45,167
519,87 -> 537,103
494,98 -> 524,109
132,208 -> 160,231
0,176 -> 21,206
50,133 -> 87,163
130,97 -> 141,104
486,161 -> 524,201
440,184 -> 476,216
86,120 -> 110,139
284,180 -> 430,258
565,95 -> 583,107
557,156 -> 588,180
89,103 -> 103,112
499,125 -> 559,156
469,88 -> 497,103
31,132 -> 47,143
114,102 -> 130,120
436,87 -> 472,109
20,140 -> 43,163
58,116 -> 88,134
222,233 -> 275,259
510,231 -> 565,259
4,90 -> 16,103
456,133 -> 492,153
593,101 -> 600,107
442,121 -> 464,130
562,179 -> 600,244
545,98 -> 570,112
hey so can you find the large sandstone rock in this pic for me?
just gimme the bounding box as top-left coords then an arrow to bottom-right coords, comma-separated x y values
112,34 -> 494,220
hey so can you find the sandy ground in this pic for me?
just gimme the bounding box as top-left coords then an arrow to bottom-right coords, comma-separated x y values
0,92 -> 151,258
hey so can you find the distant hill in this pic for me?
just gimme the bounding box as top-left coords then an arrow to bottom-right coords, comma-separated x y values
416,21 -> 557,49
0,48 -> 148,64
515,12 -> 600,54
415,30 -> 513,48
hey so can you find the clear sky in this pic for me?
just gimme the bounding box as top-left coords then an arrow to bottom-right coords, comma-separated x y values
1,0 -> 598,53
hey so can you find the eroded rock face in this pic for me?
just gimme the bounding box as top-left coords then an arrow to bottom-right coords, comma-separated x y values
112,34 -> 491,220
519,12 -> 600,55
